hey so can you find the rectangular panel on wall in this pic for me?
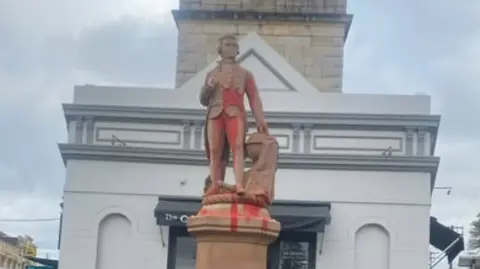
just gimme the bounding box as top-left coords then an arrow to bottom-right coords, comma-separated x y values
247,127 -> 293,153
200,127 -> 293,153
310,130 -> 404,155
94,122 -> 183,149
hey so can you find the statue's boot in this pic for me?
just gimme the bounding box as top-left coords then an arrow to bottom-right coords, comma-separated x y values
206,153 -> 223,196
204,182 -> 221,196
235,184 -> 245,195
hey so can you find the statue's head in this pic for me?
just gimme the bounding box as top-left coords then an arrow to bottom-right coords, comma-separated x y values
217,34 -> 239,59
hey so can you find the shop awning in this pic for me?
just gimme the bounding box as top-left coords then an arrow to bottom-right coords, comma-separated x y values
430,216 -> 465,264
154,196 -> 331,233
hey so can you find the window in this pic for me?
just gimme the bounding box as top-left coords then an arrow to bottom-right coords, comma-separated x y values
269,232 -> 317,269
167,228 -> 196,269
174,236 -> 196,269
167,228 -> 317,269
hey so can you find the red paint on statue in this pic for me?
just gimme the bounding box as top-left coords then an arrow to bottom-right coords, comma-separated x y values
220,75 -> 257,114
222,89 -> 245,111
244,204 -> 261,217
244,204 -> 269,231
198,208 -> 208,216
210,113 -> 242,169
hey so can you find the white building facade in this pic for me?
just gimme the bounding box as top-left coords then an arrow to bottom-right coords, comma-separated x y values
56,1 -> 460,269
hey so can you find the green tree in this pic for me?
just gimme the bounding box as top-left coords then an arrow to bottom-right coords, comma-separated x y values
468,213 -> 480,249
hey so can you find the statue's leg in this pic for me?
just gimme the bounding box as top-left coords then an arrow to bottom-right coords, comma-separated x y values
225,115 -> 245,195
206,116 -> 225,195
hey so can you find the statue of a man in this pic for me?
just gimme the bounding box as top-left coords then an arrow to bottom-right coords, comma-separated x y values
199,34 -> 268,196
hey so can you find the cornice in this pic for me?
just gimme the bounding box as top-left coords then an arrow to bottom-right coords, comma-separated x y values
58,144 -> 439,186
62,104 -> 441,131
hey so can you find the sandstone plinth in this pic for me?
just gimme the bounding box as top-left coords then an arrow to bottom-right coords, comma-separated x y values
187,193 -> 281,269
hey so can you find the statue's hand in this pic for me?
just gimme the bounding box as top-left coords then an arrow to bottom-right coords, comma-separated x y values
256,121 -> 269,135
206,75 -> 217,88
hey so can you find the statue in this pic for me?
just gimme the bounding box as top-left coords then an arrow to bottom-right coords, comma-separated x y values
199,34 -> 268,196
190,34 -> 279,269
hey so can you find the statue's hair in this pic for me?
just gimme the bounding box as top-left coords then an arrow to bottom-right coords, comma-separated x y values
217,34 -> 240,55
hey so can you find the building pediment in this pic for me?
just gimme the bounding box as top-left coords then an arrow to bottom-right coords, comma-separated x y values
178,32 -> 319,93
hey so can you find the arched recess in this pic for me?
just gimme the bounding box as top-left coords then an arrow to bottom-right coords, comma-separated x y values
95,213 -> 132,269
354,223 -> 390,269
91,206 -> 138,234
349,216 -> 397,247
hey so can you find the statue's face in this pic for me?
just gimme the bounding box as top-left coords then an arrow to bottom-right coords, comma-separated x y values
220,38 -> 238,59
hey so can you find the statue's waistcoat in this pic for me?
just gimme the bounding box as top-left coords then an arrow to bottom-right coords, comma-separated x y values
207,64 -> 248,119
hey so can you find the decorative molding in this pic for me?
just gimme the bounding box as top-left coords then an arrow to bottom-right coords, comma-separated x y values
425,131 -> 432,156
417,127 -> 429,157
312,135 -> 403,153
75,116 -> 83,144
292,124 -> 302,153
62,104 -> 441,132
193,121 -> 203,149
95,127 -> 181,146
271,134 -> 290,150
246,132 -> 290,150
67,120 -> 76,143
405,127 -> 415,156
182,121 -> 192,149
303,124 -> 313,154
62,105 -> 441,157
58,144 -> 440,188
85,116 -> 94,144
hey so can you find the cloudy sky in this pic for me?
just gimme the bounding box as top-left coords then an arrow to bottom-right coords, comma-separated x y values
0,0 -> 479,266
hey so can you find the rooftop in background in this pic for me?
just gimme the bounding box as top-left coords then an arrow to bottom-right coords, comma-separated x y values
0,231 -> 20,246
177,0 -> 348,14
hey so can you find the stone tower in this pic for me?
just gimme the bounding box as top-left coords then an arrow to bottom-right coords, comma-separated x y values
172,0 -> 352,92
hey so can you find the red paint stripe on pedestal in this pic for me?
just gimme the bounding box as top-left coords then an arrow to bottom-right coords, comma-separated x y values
198,208 -> 208,215
245,204 -> 269,232
244,204 -> 261,217
261,218 -> 269,232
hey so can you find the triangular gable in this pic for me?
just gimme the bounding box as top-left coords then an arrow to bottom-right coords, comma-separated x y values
237,49 -> 293,92
178,32 -> 319,93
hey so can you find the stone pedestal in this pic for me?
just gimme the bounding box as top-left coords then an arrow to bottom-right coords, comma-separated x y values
187,194 -> 280,269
